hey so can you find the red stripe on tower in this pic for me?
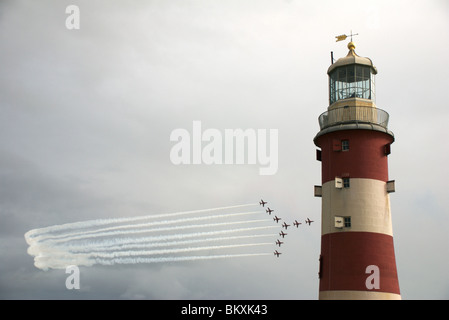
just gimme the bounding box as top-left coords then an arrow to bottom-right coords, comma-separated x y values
315,129 -> 394,184
320,232 -> 400,293
314,41 -> 401,300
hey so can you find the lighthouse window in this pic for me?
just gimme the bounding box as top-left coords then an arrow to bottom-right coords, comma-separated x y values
344,217 -> 351,227
329,65 -> 375,105
341,140 -> 349,151
384,143 -> 391,155
343,177 -> 350,188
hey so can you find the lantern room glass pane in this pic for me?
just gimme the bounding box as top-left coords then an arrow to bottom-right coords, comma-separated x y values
329,65 -> 375,105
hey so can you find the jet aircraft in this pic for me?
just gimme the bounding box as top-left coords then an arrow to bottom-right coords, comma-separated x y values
282,222 -> 291,230
279,231 -> 287,238
305,218 -> 314,225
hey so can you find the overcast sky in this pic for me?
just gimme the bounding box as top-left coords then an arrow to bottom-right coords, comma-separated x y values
1,0 -> 448,300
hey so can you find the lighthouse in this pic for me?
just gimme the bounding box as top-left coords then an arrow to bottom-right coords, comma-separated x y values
314,41 -> 401,299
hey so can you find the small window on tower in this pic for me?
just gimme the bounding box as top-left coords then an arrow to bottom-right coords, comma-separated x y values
384,143 -> 391,155
342,140 -> 349,151
316,149 -> 322,161
344,217 -> 351,228
343,177 -> 350,188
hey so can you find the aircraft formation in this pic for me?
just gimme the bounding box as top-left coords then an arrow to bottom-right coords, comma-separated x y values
259,199 -> 314,258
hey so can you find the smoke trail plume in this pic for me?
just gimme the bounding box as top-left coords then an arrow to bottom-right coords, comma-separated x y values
95,253 -> 272,266
25,203 -> 257,241
25,204 -> 276,270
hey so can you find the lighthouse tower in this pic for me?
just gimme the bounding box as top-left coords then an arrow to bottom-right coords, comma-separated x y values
314,41 -> 401,300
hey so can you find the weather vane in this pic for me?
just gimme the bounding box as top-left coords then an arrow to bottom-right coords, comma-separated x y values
335,30 -> 359,42
331,30 -> 359,63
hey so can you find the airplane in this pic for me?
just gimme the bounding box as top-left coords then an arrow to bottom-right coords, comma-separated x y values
274,250 -> 282,257
282,222 -> 291,230
275,239 -> 284,247
293,220 -> 302,228
273,216 -> 281,223
266,207 -> 274,215
305,218 -> 314,225
279,231 -> 287,238
259,199 -> 267,207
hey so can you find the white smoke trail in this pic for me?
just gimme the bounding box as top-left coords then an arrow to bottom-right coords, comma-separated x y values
86,242 -> 272,259
35,243 -> 271,266
34,219 -> 272,245
95,253 -> 272,267
25,204 -> 276,270
34,252 -> 93,271
28,225 -> 278,257
32,243 -> 273,270
25,203 -> 257,242
33,211 -> 261,242
35,253 -> 272,270
67,234 -> 276,253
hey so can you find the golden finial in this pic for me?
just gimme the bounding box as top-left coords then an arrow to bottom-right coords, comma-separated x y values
348,41 -> 356,50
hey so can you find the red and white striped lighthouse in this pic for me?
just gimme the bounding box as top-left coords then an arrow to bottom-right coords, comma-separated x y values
314,41 -> 401,300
